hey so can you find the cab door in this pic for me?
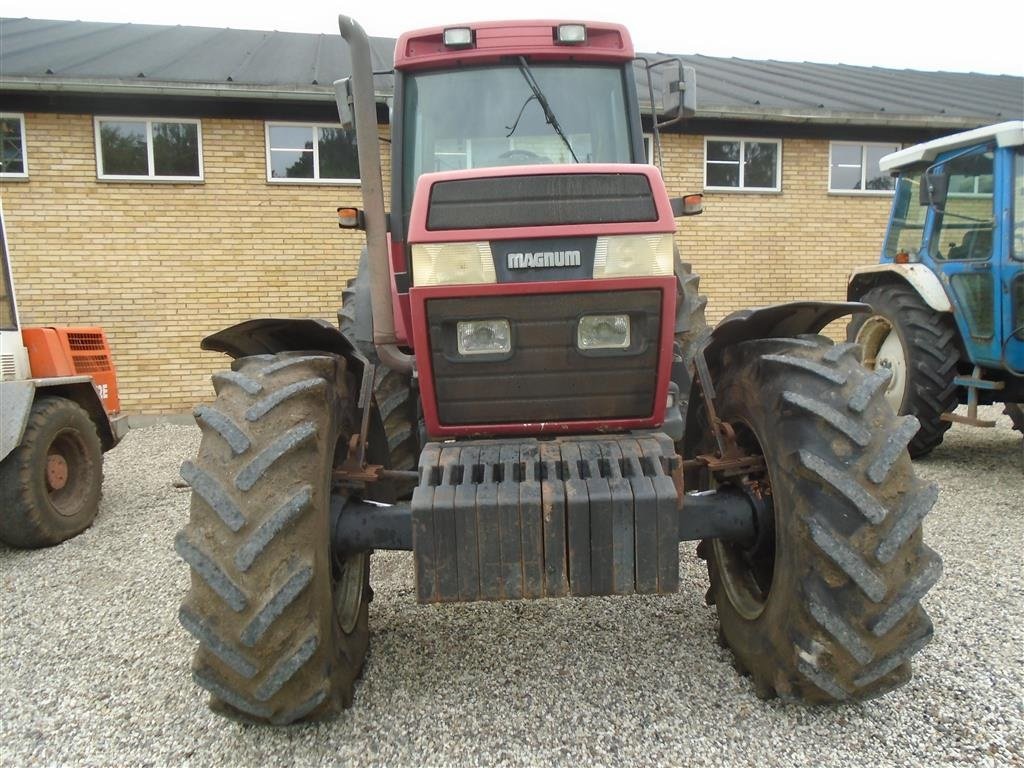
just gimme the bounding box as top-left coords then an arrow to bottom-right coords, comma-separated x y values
925,145 -> 1002,366
1002,148 -> 1024,373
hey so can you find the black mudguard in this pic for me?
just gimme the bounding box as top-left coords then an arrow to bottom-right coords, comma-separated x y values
702,301 -> 868,366
681,301 -> 868,453
202,318 -> 368,381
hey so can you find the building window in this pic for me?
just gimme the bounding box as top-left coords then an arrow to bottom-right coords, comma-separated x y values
829,142 -> 899,193
95,117 -> 202,180
704,138 -> 781,191
1,114 -> 28,177
265,123 -> 359,183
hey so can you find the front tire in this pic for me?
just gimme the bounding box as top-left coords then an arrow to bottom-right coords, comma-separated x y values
176,352 -> 369,725
694,336 -> 941,702
847,284 -> 960,457
0,396 -> 103,548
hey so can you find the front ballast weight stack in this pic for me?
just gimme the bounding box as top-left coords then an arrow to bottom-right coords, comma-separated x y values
332,434 -> 762,603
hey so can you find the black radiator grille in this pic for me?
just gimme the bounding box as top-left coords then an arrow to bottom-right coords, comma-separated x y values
427,173 -> 657,230
427,290 -> 662,426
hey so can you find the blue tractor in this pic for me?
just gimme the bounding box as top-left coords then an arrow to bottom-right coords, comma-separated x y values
848,121 -> 1024,457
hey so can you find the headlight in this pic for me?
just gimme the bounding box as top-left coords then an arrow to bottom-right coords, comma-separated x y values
578,314 -> 630,350
411,242 -> 496,286
593,234 -> 673,278
457,319 -> 511,356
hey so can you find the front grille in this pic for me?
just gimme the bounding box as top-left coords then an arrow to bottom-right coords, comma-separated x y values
72,354 -> 112,374
427,173 -> 657,231
427,290 -> 661,425
67,332 -> 106,351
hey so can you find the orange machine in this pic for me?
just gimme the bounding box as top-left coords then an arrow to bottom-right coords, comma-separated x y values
21,327 -> 121,415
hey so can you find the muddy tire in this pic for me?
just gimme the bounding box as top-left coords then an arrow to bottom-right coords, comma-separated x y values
176,352 -> 369,725
674,258 -> 710,370
847,284 -> 960,457
694,336 -> 941,703
0,396 -> 103,548
1005,403 -> 1024,435
338,252 -> 418,501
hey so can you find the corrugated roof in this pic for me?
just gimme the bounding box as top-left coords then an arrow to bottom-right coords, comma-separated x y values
1,17 -> 1021,127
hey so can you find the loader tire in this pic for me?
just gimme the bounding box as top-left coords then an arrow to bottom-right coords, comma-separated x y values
847,284 -> 960,457
1005,403 -> 1024,436
0,396 -> 103,548
176,352 -> 369,725
693,336 -> 941,703
338,251 -> 418,501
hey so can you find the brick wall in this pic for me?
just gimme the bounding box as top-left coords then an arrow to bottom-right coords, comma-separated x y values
1,113 -> 892,413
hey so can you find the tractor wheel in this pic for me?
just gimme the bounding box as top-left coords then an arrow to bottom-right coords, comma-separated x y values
674,258 -> 710,370
1005,403 -> 1024,436
338,251 -> 418,501
694,336 -> 941,703
0,396 -> 103,548
847,284 -> 960,457
176,352 -> 369,725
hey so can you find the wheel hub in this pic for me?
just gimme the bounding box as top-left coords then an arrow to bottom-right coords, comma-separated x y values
46,453 -> 69,491
855,316 -> 907,412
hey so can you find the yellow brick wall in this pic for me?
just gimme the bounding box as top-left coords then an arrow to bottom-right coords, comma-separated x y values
660,134 -> 892,324
1,114 -> 892,413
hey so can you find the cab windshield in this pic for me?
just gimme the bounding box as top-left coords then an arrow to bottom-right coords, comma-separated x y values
882,170 -> 927,260
401,63 -> 634,216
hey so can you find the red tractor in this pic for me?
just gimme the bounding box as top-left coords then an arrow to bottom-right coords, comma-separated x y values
177,18 -> 942,724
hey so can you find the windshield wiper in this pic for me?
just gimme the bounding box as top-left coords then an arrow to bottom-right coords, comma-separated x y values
512,56 -> 579,163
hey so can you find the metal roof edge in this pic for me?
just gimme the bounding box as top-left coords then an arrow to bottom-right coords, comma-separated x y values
0,75 -> 394,103
688,106 -> 992,130
0,75 -> 998,130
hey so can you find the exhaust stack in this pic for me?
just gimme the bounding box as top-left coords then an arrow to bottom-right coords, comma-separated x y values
336,15 -> 414,373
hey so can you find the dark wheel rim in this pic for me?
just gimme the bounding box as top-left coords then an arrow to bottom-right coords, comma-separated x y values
46,428 -> 91,517
332,550 -> 366,635
712,421 -> 776,621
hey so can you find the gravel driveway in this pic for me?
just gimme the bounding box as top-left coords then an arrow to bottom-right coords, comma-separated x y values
1,409 -> 1021,767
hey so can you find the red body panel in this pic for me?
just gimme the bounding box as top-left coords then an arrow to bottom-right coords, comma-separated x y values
407,164 -> 677,244
22,327 -> 121,415
394,21 -> 634,71
410,277 -> 676,438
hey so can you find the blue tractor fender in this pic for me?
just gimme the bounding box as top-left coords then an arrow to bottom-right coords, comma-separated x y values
0,377 -> 122,463
847,264 -> 952,313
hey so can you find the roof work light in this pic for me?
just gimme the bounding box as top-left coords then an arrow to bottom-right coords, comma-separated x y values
442,27 -> 474,48
556,24 -> 587,44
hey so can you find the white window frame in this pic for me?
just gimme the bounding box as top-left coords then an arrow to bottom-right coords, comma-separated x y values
703,137 -> 782,193
828,141 -> 899,195
0,113 -> 29,179
264,122 -> 360,185
94,117 -> 204,182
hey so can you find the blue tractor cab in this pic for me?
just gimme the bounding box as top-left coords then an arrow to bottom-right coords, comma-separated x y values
848,121 -> 1024,456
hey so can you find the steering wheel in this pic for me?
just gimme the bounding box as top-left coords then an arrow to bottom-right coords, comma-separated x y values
497,149 -> 551,165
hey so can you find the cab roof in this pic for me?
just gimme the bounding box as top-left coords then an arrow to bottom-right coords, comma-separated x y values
880,120 -> 1024,172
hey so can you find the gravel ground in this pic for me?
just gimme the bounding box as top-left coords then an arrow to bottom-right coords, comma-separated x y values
1,408 -> 1021,767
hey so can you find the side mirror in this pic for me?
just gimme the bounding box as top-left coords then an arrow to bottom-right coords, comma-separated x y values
644,58 -> 697,128
670,194 -> 704,217
333,77 -> 355,130
919,170 -> 949,208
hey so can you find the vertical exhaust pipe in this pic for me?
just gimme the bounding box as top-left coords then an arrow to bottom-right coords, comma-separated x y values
336,15 -> 414,373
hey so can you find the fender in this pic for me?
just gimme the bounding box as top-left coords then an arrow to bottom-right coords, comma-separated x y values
848,264 -> 952,313
202,317 -> 368,388
1,377 -> 120,462
679,301 -> 868,451
702,301 -> 868,365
